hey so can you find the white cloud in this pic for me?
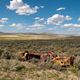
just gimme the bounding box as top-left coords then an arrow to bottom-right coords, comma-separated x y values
30,25 -> 44,30
7,0 -> 39,15
7,0 -> 23,10
65,16 -> 72,21
0,25 -> 4,27
57,7 -> 65,11
40,6 -> 44,8
10,17 -> 46,31
16,5 -> 39,15
34,17 -> 40,20
62,23 -> 80,28
34,17 -> 44,20
78,17 -> 80,21
10,23 -> 26,29
0,18 -> 9,23
10,23 -> 16,27
26,17 -> 46,30
31,23 -> 45,29
47,14 -> 64,25
31,17 -> 45,29
34,17 -> 45,24
47,14 -> 72,25
10,18 -> 45,31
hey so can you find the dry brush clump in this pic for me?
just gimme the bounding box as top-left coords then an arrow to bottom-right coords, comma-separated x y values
74,56 -> 80,70
0,49 -> 17,60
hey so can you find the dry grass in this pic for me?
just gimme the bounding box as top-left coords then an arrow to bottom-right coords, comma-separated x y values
0,34 -> 66,40
0,37 -> 80,80
0,59 -> 79,80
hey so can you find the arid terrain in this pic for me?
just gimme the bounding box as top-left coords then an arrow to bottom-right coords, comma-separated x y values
0,34 -> 80,80
0,34 -> 67,40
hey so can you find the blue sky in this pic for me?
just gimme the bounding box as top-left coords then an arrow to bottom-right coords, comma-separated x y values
0,0 -> 80,35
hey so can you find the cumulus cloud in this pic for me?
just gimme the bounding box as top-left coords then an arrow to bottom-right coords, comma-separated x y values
31,17 -> 46,29
16,6 -> 39,15
10,23 -> 27,29
47,14 -> 64,25
7,0 -> 39,15
10,17 -> 46,31
47,14 -> 72,25
26,17 -> 46,30
62,23 -> 80,28
65,16 -> 72,21
31,24 -> 45,29
56,7 -> 65,11
7,0 -> 23,10
0,18 -> 9,23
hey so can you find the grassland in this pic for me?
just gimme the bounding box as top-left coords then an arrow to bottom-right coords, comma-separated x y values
0,34 -> 67,40
0,34 -> 80,80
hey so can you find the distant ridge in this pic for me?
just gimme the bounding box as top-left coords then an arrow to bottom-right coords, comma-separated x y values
0,32 -> 80,37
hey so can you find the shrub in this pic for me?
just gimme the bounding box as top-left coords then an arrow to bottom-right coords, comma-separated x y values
74,56 -> 80,70
1,50 -> 16,60
1,51 -> 11,59
0,49 -> 4,58
15,65 -> 26,72
38,62 -> 64,71
52,63 -> 63,71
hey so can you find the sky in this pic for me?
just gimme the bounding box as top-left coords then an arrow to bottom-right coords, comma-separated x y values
0,0 -> 80,35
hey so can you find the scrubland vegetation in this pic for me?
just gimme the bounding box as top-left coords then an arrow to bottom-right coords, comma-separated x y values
0,37 -> 80,80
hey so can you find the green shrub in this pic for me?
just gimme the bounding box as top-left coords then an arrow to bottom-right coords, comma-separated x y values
1,50 -> 17,60
0,49 -> 4,58
15,65 -> 26,72
1,51 -> 11,59
69,66 -> 78,75
0,78 -> 10,80
52,63 -> 63,71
